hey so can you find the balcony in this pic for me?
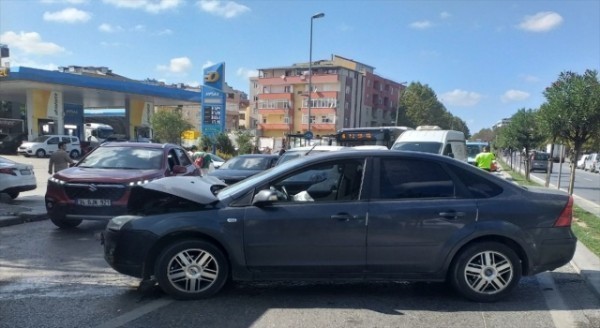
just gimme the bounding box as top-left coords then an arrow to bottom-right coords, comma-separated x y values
259,74 -> 339,86
257,93 -> 293,100
258,108 -> 291,116
258,123 -> 293,131
300,122 -> 336,133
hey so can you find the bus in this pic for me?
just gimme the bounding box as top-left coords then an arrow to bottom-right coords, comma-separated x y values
336,126 -> 413,149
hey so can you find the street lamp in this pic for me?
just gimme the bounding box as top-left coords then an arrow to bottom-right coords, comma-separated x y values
308,12 -> 325,133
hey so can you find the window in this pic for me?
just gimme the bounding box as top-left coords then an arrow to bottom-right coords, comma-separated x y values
175,148 -> 192,166
377,158 -> 455,199
446,164 -> 503,198
48,137 -> 59,145
262,159 -> 364,202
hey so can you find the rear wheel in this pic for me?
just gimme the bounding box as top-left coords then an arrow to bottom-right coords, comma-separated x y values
70,150 -> 80,159
35,149 -> 46,158
154,239 -> 229,300
450,242 -> 521,302
50,216 -> 82,229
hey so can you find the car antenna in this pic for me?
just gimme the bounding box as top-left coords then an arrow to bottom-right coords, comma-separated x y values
304,143 -> 318,156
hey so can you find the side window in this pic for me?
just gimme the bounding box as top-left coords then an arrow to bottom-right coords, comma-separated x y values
47,137 -> 59,145
264,159 -> 364,202
443,143 -> 453,156
167,149 -> 179,170
446,164 -> 503,198
377,158 -> 455,199
71,137 -> 78,143
61,137 -> 71,144
175,148 -> 192,166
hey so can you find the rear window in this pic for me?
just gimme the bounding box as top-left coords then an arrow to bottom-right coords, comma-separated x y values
533,153 -> 549,160
392,142 -> 443,154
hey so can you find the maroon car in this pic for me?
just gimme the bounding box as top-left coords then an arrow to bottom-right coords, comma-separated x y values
45,142 -> 200,228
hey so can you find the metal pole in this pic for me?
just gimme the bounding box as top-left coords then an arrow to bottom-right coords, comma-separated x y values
308,13 -> 324,133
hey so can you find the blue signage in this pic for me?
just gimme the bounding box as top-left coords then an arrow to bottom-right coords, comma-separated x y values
201,62 -> 226,139
304,131 -> 314,140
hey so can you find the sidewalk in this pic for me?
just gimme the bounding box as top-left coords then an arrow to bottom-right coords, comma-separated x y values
1,172 -> 599,299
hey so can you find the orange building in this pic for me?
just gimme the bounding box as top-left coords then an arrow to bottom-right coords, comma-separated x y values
250,55 -> 406,138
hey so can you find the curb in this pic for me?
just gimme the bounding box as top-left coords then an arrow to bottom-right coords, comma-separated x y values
0,212 -> 48,228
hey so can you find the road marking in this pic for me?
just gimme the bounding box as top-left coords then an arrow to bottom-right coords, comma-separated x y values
94,298 -> 173,328
536,272 -> 577,328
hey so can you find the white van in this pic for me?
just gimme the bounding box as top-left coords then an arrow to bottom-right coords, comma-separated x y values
18,135 -> 81,158
391,126 -> 467,162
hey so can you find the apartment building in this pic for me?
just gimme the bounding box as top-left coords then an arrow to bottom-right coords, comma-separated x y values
250,54 -> 405,138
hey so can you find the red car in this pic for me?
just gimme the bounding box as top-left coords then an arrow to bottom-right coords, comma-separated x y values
45,142 -> 200,228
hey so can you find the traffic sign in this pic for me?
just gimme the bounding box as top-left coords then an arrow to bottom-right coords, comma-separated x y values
304,131 -> 314,140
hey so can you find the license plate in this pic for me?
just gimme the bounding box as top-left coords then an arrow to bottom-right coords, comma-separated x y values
77,199 -> 111,206
20,169 -> 31,175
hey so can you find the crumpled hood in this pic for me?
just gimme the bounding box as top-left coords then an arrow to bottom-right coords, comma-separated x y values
136,175 -> 226,204
55,167 -> 162,182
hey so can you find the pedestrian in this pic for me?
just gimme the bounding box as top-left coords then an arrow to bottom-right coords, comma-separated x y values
193,146 -> 213,176
474,146 -> 495,171
48,141 -> 75,174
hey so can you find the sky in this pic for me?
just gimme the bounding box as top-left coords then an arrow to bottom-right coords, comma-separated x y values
1,0 -> 599,133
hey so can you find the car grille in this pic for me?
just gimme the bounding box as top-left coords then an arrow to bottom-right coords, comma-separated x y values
64,183 -> 127,200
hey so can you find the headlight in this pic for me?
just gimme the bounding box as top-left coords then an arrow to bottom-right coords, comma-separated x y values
107,215 -> 139,231
49,177 -> 66,184
128,179 -> 152,186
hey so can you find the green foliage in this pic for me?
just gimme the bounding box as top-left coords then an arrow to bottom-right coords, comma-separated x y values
470,128 -> 495,143
235,130 -> 255,155
399,82 -> 470,137
200,135 -> 213,150
150,109 -> 193,144
214,133 -> 235,155
501,108 -> 545,178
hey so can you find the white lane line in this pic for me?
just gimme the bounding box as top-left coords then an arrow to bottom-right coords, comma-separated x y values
536,272 -> 577,328
94,298 -> 174,328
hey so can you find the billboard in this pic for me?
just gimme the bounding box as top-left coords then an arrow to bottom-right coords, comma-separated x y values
201,63 -> 226,138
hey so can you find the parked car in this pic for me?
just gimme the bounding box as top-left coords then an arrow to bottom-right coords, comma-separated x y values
18,135 -> 81,159
207,154 -> 278,185
103,150 -> 576,302
529,151 -> 550,172
276,145 -> 348,165
45,142 -> 200,229
0,156 -> 37,199
576,154 -> 589,170
207,153 -> 225,169
0,133 -> 27,154
584,153 -> 598,173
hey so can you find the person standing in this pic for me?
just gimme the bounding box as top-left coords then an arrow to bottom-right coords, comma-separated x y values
48,141 -> 75,174
474,146 -> 495,171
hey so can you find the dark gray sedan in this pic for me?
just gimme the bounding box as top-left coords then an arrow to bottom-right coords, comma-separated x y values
102,150 -> 576,302
207,154 -> 279,185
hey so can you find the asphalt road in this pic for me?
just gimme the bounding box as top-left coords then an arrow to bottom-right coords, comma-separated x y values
1,154 -> 600,328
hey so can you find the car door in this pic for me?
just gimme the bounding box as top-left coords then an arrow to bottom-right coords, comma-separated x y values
366,156 -> 477,275
46,136 -> 60,154
243,158 -> 368,275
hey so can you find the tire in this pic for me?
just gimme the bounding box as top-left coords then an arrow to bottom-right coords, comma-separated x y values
450,242 -> 522,302
154,239 -> 229,300
50,216 -> 82,229
70,150 -> 80,159
35,149 -> 46,158
8,191 -> 19,199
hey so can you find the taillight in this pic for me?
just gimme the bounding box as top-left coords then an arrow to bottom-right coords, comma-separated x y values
554,196 -> 573,227
0,167 -> 17,176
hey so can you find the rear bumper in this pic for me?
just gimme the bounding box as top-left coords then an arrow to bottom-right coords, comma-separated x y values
529,237 -> 577,275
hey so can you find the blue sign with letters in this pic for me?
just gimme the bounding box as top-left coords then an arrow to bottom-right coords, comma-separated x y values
201,62 -> 226,139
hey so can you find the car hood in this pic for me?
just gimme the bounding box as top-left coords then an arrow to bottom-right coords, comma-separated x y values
55,167 -> 163,182
136,175 -> 226,204
208,169 -> 262,179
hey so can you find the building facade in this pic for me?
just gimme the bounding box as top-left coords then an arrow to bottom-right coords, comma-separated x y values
250,54 -> 406,138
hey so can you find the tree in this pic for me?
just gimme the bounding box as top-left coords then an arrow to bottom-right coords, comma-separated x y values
470,128 -> 495,143
541,69 -> 600,194
235,130 -> 255,155
150,108 -> 193,144
396,82 -> 470,137
214,133 -> 235,156
501,108 -> 545,181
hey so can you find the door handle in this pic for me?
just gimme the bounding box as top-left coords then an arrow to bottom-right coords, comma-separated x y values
438,211 -> 465,219
331,213 -> 356,221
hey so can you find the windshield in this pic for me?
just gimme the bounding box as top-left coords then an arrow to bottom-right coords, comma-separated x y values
392,142 -> 443,154
210,153 -> 225,162
220,156 -> 273,170
78,146 -> 164,169
33,136 -> 50,142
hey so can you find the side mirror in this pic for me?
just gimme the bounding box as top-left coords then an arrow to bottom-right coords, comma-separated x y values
252,189 -> 279,206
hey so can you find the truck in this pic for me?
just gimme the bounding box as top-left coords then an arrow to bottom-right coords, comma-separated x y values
84,123 -> 114,147
546,143 -> 565,162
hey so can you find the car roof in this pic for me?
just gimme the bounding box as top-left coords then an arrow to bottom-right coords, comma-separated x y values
99,142 -> 175,149
285,145 -> 347,152
233,154 -> 279,158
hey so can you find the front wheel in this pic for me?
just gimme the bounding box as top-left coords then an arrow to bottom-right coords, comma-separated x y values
450,242 -> 521,302
36,149 -> 46,158
154,239 -> 229,300
50,216 -> 82,229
